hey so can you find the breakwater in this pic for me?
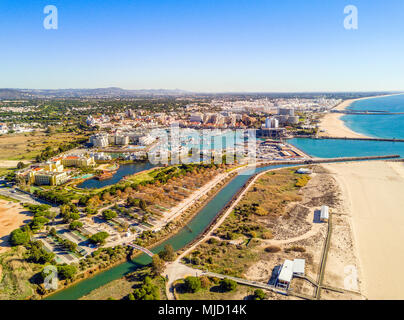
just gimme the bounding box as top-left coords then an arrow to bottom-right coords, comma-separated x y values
315,136 -> 404,143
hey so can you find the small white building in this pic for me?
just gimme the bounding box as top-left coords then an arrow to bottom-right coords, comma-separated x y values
277,259 -> 294,289
293,259 -> 306,276
277,259 -> 306,289
320,205 -> 329,222
296,168 -> 311,174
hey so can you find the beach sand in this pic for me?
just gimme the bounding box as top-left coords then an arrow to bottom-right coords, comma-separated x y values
324,160 -> 404,299
318,94 -> 401,138
0,200 -> 31,253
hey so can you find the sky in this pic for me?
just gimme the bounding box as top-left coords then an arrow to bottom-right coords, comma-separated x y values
1,0 -> 404,92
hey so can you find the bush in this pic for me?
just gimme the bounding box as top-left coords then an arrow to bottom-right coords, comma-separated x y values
295,175 -> 311,187
265,245 -> 281,253
184,276 -> 201,293
220,278 -> 237,292
200,276 -> 211,289
253,289 -> 266,300
261,231 -> 273,239
285,245 -> 306,253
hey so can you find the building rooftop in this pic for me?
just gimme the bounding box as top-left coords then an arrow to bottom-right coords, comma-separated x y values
293,259 -> 306,275
278,259 -> 294,283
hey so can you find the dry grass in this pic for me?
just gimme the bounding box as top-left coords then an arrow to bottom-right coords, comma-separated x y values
239,169 -> 305,216
0,246 -> 41,300
0,131 -> 86,161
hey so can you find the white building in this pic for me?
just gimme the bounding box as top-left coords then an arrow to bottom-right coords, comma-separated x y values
277,259 -> 306,289
189,113 -> 203,123
265,117 -> 279,129
277,259 -> 294,289
296,168 -> 311,174
292,259 -> 306,276
114,134 -> 129,145
90,134 -> 109,147
320,205 -> 329,222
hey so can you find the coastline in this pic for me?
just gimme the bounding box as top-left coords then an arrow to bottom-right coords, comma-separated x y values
324,160 -> 404,299
318,94 -> 401,139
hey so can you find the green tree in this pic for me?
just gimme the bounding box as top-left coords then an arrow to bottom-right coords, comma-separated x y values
17,161 -> 26,170
131,276 -> 160,300
28,241 -> 55,264
151,255 -> 165,276
220,278 -> 237,292
102,209 -> 117,220
158,244 -> 176,262
57,264 -> 77,280
184,276 -> 202,293
69,221 -> 83,230
10,228 -> 30,246
89,232 -> 109,245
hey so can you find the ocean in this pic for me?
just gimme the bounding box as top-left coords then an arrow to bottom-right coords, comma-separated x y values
290,94 -> 404,158
342,94 -> 404,139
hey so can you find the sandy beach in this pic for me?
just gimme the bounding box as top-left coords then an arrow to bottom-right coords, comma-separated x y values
324,160 -> 404,299
318,94 -> 401,138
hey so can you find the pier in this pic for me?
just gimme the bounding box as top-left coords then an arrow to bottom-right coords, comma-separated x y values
258,154 -> 401,167
333,110 -> 404,115
315,136 -> 404,143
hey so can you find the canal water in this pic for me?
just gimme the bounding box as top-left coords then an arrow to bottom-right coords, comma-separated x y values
46,164 -> 292,300
77,162 -> 155,189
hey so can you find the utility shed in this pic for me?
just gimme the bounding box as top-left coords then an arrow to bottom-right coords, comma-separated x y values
320,205 -> 329,222
293,259 -> 306,276
296,168 -> 311,174
277,259 -> 294,289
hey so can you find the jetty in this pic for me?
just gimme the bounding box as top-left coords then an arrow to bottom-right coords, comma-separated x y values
315,136 -> 404,143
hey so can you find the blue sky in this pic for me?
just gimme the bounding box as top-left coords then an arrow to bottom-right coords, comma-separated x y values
1,0 -> 404,92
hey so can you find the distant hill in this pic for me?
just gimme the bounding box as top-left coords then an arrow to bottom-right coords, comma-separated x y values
0,87 -> 191,99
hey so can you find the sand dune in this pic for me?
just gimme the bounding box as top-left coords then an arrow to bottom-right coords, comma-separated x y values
324,161 -> 404,299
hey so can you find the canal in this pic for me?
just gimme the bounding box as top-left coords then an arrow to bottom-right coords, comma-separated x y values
77,162 -> 155,189
46,163 -> 292,300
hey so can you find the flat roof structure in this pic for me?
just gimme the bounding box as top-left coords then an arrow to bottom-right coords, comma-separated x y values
293,259 -> 306,275
320,205 -> 329,221
278,259 -> 294,283
296,168 -> 311,174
